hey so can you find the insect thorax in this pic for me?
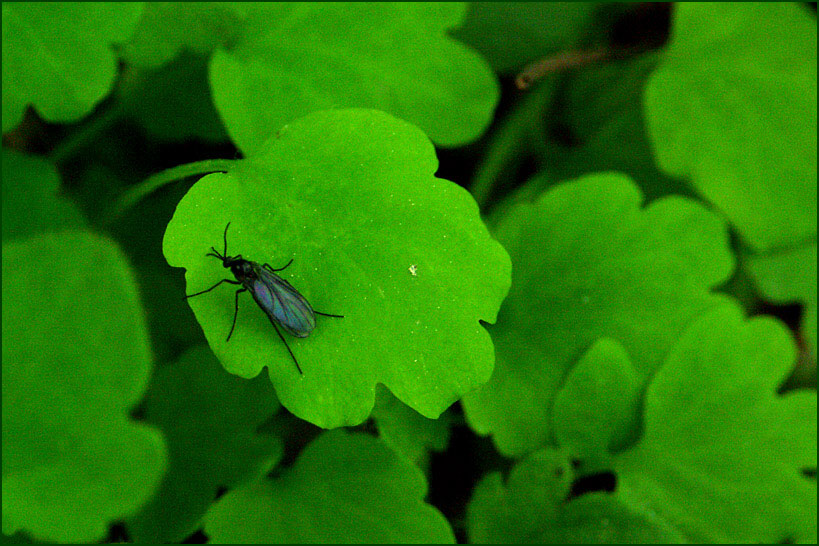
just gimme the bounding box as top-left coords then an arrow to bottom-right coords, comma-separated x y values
229,259 -> 256,281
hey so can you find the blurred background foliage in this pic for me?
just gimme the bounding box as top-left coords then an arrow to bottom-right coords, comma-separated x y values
2,2 -> 816,543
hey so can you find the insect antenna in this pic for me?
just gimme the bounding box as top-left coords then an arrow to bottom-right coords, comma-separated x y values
222,222 -> 231,256
207,221 -> 232,261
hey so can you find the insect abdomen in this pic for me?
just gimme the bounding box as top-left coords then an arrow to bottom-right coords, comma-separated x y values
251,276 -> 316,337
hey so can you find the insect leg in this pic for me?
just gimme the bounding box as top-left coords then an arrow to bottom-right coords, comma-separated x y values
314,311 -> 344,318
185,278 -> 241,299
271,322 -> 303,375
226,288 -> 247,342
264,258 -> 294,272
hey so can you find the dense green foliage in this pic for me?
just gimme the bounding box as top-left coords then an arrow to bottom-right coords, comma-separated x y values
2,3 -> 815,544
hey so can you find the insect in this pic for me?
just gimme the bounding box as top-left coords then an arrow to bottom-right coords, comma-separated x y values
185,222 -> 343,374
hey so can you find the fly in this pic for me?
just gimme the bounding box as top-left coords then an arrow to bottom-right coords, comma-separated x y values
185,222 -> 343,374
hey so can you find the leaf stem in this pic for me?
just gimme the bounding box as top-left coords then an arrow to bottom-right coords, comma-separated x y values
516,45 -> 658,90
470,79 -> 558,209
102,159 -> 237,226
516,48 -> 610,90
48,103 -> 125,164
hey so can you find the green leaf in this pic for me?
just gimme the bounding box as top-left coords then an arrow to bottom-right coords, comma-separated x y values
209,3 -> 498,153
467,449 -> 684,543
552,338 -> 641,473
470,78 -> 561,210
121,1 -> 244,69
372,387 -> 452,465
2,231 -> 166,543
452,2 -> 600,73
748,244 -> 817,358
551,52 -> 692,201
107,178 -> 208,364
468,448 -> 573,543
615,304 -> 817,543
126,345 -> 281,543
1,2 -> 143,132
2,150 -> 86,241
163,109 -> 510,429
204,430 -> 455,543
645,2 -> 817,251
120,53 -> 228,143
462,173 -> 733,456
0,532 -> 35,544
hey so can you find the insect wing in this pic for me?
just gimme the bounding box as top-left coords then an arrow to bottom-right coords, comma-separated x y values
251,266 -> 316,337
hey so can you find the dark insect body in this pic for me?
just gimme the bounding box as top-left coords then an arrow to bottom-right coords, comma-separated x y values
185,223 -> 343,374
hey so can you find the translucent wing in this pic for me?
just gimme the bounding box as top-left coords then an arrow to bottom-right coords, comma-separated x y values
249,265 -> 316,337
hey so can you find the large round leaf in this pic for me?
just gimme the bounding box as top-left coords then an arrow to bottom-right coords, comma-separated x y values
2,2 -> 143,132
645,2 -> 817,252
2,231 -> 166,542
615,304 -> 817,543
462,173 -> 733,456
468,449 -> 685,543
2,150 -> 86,241
204,430 -> 454,543
163,109 -> 511,428
126,346 -> 281,543
121,2 -> 243,69
209,3 -> 498,153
